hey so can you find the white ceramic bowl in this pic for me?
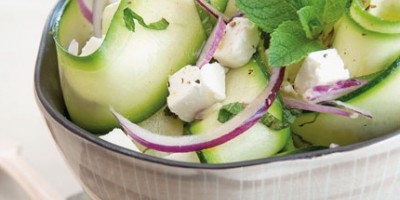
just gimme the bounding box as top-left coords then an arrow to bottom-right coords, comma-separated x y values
34,1 -> 400,199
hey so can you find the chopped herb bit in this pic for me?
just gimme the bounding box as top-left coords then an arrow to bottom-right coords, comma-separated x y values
260,113 -> 290,130
218,102 -> 245,123
283,108 -> 302,124
123,8 -> 169,32
260,108 -> 302,130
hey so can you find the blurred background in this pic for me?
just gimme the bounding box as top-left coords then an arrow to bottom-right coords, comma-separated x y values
0,0 -> 83,199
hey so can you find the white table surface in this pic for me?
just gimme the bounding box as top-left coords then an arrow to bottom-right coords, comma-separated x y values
0,0 -> 83,199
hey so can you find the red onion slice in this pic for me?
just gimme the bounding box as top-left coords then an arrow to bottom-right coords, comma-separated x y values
92,0 -> 107,38
112,67 -> 285,152
196,17 -> 226,68
195,0 -> 230,22
226,12 -> 244,23
322,100 -> 373,119
283,97 -> 363,119
305,79 -> 368,103
78,0 -> 93,23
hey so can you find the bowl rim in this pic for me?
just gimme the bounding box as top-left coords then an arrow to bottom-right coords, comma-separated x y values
34,0 -> 400,169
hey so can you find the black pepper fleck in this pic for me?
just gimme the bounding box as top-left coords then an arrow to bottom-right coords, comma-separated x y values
248,69 -> 254,75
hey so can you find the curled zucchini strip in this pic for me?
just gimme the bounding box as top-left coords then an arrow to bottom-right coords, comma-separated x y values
53,0 -> 206,133
333,0 -> 400,77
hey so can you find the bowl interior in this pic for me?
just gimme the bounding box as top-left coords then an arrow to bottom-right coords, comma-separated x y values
34,0 -> 400,169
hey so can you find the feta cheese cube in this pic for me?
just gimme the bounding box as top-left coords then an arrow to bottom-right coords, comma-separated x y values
68,39 -> 79,56
213,17 -> 260,68
81,36 -> 104,56
164,152 -> 200,163
67,36 -> 104,56
67,0 -> 118,56
99,128 -> 140,152
294,49 -> 350,99
167,63 -> 226,122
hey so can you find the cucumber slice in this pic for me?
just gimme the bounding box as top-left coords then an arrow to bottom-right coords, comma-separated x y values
190,60 -> 290,163
137,106 -> 185,155
223,0 -> 238,18
350,0 -> 400,33
53,0 -> 206,133
292,57 -> 400,146
332,0 -> 400,77
368,0 -> 400,21
138,107 -> 184,137
210,0 -> 229,12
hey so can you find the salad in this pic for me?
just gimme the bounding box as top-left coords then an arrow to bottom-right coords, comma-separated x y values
53,0 -> 400,163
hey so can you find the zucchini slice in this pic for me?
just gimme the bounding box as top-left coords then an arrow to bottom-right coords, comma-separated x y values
296,0 -> 400,146
190,60 -> 290,163
292,57 -> 400,146
332,0 -> 400,77
53,0 -> 206,133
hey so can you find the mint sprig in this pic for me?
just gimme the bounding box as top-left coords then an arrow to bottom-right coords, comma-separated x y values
269,21 -> 324,67
123,8 -> 169,32
236,0 -> 347,67
235,0 -> 298,33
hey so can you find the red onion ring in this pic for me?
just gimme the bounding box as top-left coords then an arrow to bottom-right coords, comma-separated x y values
195,0 -> 230,22
196,17 -> 226,68
283,97 -> 372,119
306,79 -> 368,103
78,0 -> 93,23
112,67 -> 285,152
322,100 -> 373,119
92,0 -> 107,37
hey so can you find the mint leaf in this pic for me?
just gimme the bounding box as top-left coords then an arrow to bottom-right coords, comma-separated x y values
260,113 -> 288,130
123,8 -> 169,32
268,21 -> 324,67
261,107 -> 303,130
236,0 -> 298,33
123,8 -> 136,32
297,0 -> 347,36
297,6 -> 323,39
289,0 -> 325,9
236,0 -> 347,67
218,102 -> 245,123
320,0 -> 347,31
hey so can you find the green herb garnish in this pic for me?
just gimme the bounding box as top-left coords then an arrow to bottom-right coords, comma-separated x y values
236,0 -> 347,67
123,8 -> 169,32
217,102 -> 245,123
260,108 -> 302,130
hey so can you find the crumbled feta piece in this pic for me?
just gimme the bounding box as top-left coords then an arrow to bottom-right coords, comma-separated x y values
294,49 -> 350,99
67,36 -> 104,56
167,63 -> 226,122
99,128 -> 140,152
81,36 -> 104,56
213,17 -> 260,68
280,81 -> 299,98
67,0 -> 119,56
329,143 -> 340,148
68,39 -> 79,56
164,152 -> 200,163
